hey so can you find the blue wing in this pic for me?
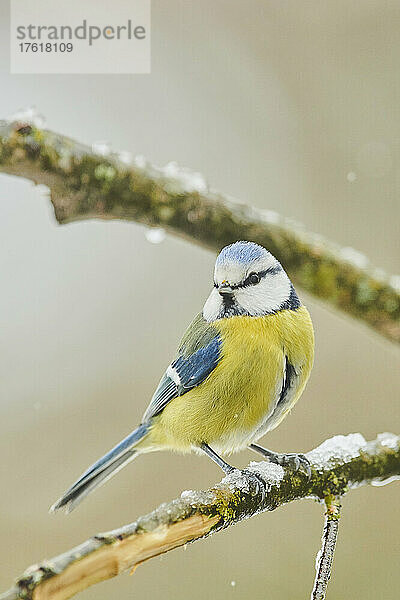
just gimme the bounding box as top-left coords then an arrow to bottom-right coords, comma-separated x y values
142,316 -> 222,422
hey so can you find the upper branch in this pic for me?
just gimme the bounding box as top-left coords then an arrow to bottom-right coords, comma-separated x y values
0,120 -> 399,343
1,433 -> 399,600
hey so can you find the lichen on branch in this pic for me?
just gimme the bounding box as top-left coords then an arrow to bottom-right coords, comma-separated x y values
0,433 -> 398,600
0,119 -> 399,343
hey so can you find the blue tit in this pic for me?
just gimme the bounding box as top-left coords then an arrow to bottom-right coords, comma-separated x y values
51,241 -> 314,513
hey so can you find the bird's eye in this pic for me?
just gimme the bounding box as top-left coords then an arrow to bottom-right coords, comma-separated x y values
248,272 -> 260,285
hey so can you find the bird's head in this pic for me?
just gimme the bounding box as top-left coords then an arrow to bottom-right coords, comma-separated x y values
203,241 -> 300,321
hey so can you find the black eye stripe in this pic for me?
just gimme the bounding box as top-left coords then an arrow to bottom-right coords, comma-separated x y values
263,265 -> 282,276
214,265 -> 281,290
231,266 -> 282,289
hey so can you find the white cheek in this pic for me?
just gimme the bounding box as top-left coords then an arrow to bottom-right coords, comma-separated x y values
203,288 -> 222,322
235,273 -> 291,315
234,287 -> 267,316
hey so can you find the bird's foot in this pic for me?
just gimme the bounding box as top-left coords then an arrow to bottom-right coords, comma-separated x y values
249,444 -> 311,478
272,452 -> 311,478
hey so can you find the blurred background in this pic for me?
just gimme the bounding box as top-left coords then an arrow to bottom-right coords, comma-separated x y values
0,1 -> 399,599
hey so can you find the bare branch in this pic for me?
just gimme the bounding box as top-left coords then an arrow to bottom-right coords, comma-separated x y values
0,120 -> 399,343
1,433 -> 398,600
311,495 -> 341,600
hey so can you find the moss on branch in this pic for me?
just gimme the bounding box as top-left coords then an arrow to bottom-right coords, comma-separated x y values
0,433 -> 399,600
0,120 -> 399,343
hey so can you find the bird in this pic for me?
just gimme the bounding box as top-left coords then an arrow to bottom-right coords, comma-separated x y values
51,241 -> 314,513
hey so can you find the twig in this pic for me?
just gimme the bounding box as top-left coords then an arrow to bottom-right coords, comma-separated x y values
0,433 -> 399,600
0,120 -> 399,343
311,495 -> 341,600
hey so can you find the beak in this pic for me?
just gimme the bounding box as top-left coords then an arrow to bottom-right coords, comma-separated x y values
218,282 -> 233,297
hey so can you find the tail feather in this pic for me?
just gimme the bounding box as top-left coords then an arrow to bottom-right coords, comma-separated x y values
50,423 -> 150,513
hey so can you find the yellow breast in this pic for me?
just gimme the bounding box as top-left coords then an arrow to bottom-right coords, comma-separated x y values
150,307 -> 314,454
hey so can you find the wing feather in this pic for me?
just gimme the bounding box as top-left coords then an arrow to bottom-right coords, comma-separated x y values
142,314 -> 221,422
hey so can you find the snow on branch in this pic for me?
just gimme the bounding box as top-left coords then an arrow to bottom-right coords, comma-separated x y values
0,118 -> 399,343
1,433 -> 399,600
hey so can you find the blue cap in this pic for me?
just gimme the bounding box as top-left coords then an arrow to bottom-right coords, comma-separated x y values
216,241 -> 268,266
